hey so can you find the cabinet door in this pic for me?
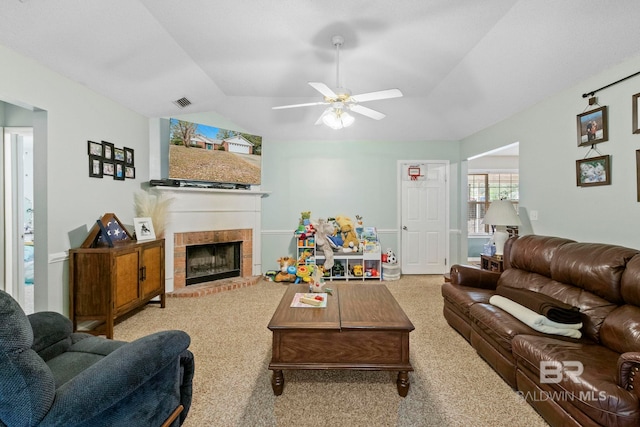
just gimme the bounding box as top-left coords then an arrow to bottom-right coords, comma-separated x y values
114,250 -> 140,311
141,243 -> 163,298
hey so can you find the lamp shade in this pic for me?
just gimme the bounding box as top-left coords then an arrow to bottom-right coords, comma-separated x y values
482,200 -> 521,226
482,199 -> 520,258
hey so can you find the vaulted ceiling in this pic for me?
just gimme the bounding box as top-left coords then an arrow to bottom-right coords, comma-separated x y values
2,0 -> 639,141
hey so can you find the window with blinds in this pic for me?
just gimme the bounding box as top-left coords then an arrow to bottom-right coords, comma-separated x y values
468,173 -> 519,234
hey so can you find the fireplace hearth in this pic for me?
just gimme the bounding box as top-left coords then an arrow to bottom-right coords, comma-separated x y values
173,228 -> 253,291
186,241 -> 241,285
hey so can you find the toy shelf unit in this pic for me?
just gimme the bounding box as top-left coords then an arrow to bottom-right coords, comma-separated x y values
315,251 -> 382,281
295,233 -> 316,266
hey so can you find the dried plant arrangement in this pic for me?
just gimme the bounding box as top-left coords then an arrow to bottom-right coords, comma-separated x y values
133,190 -> 173,238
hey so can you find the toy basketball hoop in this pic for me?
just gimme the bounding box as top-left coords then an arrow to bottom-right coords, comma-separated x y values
408,167 -> 420,181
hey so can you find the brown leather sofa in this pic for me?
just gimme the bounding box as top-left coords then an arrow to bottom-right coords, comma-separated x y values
442,234 -> 640,427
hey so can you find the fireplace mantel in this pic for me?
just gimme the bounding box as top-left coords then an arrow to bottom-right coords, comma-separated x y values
157,186 -> 267,292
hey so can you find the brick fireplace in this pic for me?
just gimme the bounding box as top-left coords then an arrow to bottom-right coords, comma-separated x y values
152,186 -> 267,296
173,229 -> 253,290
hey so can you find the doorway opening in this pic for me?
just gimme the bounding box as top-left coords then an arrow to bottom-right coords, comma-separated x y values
3,127 -> 34,313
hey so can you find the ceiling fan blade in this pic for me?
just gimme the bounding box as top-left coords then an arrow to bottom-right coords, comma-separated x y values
350,88 -> 403,103
272,101 -> 328,110
350,104 -> 386,120
308,82 -> 338,99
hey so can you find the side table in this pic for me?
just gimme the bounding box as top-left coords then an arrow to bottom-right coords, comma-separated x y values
480,255 -> 504,273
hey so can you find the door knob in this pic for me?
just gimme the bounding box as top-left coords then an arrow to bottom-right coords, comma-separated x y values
402,226 -> 408,230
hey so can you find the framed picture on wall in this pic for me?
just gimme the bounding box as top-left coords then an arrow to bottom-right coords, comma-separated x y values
114,162 -> 125,181
124,147 -> 135,165
88,140 -> 103,157
89,156 -> 103,178
576,155 -> 610,187
114,147 -> 125,162
102,141 -> 114,161
125,166 -> 135,179
633,93 -> 640,134
577,106 -> 608,146
103,161 -> 115,176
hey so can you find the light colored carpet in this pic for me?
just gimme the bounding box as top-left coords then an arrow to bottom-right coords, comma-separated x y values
114,275 -> 549,426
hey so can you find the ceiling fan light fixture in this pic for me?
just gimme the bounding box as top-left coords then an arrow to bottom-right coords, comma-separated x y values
322,108 -> 354,130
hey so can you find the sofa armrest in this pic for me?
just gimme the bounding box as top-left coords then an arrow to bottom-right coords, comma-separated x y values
618,352 -> 640,397
28,311 -> 73,360
449,264 -> 501,290
39,330 -> 191,427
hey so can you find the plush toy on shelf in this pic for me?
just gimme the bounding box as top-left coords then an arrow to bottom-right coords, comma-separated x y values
296,211 -> 315,240
335,215 -> 360,252
312,218 -> 336,270
274,256 -> 297,282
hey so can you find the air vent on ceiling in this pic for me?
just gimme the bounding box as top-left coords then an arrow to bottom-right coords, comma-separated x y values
173,97 -> 192,108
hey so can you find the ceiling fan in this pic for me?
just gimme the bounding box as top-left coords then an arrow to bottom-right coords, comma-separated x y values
272,35 -> 403,129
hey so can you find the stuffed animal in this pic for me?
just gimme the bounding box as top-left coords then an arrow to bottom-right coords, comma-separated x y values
335,215 -> 360,252
385,248 -> 398,264
274,256 -> 297,282
312,218 -> 335,270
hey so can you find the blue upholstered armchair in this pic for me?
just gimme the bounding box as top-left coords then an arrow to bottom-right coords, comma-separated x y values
0,290 -> 194,427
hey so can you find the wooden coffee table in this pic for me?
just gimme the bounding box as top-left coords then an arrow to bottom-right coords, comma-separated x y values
267,283 -> 414,396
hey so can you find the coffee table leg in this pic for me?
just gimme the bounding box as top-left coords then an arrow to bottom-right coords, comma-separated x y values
397,371 -> 410,397
272,370 -> 284,395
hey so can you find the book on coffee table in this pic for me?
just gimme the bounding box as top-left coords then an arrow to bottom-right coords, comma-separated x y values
291,293 -> 328,308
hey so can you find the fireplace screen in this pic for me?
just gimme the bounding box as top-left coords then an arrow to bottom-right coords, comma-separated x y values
186,241 -> 241,285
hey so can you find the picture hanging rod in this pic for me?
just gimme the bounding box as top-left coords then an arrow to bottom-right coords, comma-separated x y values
582,70 -> 640,98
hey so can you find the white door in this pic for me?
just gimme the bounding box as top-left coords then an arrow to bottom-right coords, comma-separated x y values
400,161 -> 448,274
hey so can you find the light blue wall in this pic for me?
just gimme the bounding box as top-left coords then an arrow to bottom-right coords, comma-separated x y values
0,45 -> 150,314
260,139 -> 461,271
461,54 -> 640,248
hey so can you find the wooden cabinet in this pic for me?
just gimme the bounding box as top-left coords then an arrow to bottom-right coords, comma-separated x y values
69,238 -> 165,339
480,254 -> 504,273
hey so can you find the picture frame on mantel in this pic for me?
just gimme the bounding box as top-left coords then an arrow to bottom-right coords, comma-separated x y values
134,217 -> 156,241
577,106 -> 608,146
576,155 -> 611,187
633,93 -> 640,134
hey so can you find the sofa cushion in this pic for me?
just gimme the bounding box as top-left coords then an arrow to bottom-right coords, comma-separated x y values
441,282 -> 493,318
0,290 -> 55,426
506,235 -> 575,276
498,269 -> 618,343
621,255 -> 640,306
28,311 -> 73,361
550,242 -> 639,304
513,335 -> 640,427
47,336 -> 127,387
470,303 -> 544,357
599,305 -> 640,354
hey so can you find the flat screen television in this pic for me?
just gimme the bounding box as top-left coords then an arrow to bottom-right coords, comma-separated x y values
168,118 -> 262,186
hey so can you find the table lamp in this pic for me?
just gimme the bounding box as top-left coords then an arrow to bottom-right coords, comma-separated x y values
482,199 -> 521,258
